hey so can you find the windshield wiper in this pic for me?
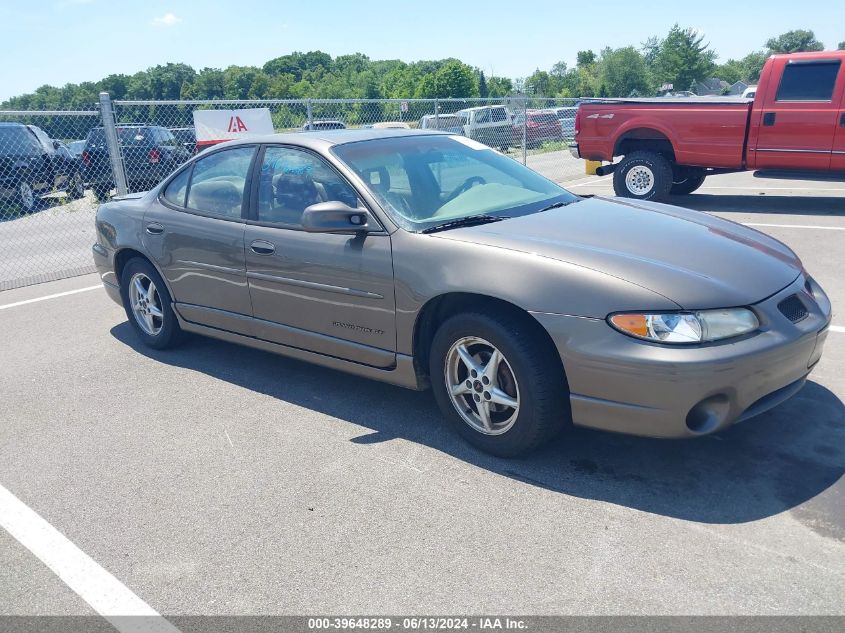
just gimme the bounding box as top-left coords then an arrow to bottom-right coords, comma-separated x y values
536,200 -> 575,213
421,214 -> 509,234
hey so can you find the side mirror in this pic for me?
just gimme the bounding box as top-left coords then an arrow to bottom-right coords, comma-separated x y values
301,201 -> 375,234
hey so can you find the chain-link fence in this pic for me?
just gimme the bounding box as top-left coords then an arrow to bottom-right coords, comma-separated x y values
0,94 -> 587,290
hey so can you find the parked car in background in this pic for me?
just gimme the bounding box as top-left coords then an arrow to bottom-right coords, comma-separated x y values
0,122 -> 85,212
66,140 -> 86,158
93,130 -> 831,456
418,114 -> 464,133
82,125 -> 190,200
372,121 -> 411,129
302,120 -> 346,131
455,106 -> 513,150
550,106 -> 578,139
572,50 -> 845,201
742,85 -> 758,99
169,127 -> 197,155
512,109 -> 563,148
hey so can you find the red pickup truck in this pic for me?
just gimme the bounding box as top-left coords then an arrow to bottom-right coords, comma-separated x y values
570,51 -> 845,200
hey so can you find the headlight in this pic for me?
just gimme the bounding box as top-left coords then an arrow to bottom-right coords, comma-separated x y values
608,308 -> 759,344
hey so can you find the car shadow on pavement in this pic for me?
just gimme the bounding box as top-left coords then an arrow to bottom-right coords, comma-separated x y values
111,322 -> 845,527
672,194 -> 845,216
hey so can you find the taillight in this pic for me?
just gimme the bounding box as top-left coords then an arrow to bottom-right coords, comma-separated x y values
149,148 -> 161,164
81,150 -> 91,167
575,109 -> 581,135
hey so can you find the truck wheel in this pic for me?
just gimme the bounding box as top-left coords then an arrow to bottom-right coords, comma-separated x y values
613,151 -> 673,201
670,171 -> 706,195
68,171 -> 85,200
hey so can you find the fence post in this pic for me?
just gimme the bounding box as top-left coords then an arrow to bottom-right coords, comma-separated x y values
521,97 -> 528,165
434,99 -> 439,126
306,99 -> 313,128
98,92 -> 128,197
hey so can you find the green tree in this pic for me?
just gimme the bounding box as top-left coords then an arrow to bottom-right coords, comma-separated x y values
652,25 -> 716,92
576,50 -> 596,67
596,46 -> 652,97
766,30 -> 824,53
192,68 -> 225,99
415,60 -> 478,98
838,41 -> 845,50
487,76 -> 512,98
478,71 -> 488,98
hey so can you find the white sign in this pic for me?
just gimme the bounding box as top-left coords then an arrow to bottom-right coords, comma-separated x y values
193,108 -> 274,148
660,83 -> 674,91
400,101 -> 409,113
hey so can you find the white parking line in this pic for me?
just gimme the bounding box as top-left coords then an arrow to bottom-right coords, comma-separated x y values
701,186 -> 845,192
743,223 -> 845,231
831,326 -> 845,334
0,483 -> 179,633
567,176 -> 612,187
0,285 -> 102,311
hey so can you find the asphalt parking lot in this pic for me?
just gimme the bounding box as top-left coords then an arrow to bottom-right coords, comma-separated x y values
1,170 -> 844,624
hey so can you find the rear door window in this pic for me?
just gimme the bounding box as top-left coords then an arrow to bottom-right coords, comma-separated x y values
186,146 -> 256,219
776,61 -> 841,101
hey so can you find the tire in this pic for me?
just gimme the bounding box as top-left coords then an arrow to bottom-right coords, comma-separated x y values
612,151 -> 673,201
93,185 -> 111,202
120,257 -> 182,350
68,171 -> 85,200
429,311 -> 569,457
670,171 -> 706,196
16,180 -> 36,213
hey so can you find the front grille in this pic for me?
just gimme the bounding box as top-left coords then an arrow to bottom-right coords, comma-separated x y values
778,294 -> 809,323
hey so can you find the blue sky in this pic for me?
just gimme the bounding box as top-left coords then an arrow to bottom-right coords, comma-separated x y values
2,0 -> 844,101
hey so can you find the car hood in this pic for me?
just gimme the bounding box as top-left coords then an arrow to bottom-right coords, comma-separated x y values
434,196 -> 801,310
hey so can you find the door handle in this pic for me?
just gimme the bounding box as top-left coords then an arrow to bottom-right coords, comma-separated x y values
250,240 -> 276,255
145,222 -> 164,235
763,112 -> 776,126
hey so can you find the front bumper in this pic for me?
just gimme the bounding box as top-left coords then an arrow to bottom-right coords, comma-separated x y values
532,275 -> 831,438
568,143 -> 580,159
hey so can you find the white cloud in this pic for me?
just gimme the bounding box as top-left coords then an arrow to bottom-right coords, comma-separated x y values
151,13 -> 181,27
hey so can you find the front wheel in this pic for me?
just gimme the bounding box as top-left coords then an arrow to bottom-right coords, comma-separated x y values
120,258 -> 182,350
429,312 -> 569,457
612,151 -> 673,201
17,180 -> 36,213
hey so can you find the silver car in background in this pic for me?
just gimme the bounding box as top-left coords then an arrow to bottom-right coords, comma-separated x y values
92,130 -> 831,456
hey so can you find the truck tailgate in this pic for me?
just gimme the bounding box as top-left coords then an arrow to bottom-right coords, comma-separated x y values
579,100 -> 753,169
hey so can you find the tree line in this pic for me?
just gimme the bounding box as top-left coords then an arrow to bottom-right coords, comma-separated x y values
3,27 -> 843,112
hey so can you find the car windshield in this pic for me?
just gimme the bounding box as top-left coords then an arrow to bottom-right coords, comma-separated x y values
332,134 -> 578,231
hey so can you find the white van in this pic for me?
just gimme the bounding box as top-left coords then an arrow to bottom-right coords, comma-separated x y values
454,106 -> 513,150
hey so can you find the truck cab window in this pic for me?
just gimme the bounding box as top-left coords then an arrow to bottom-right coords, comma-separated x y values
776,61 -> 841,101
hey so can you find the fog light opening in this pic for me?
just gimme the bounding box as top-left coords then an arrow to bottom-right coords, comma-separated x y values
686,395 -> 730,434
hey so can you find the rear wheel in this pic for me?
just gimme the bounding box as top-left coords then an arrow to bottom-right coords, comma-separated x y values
612,151 -> 673,201
670,170 -> 706,195
68,171 -> 85,199
430,311 -> 568,457
93,185 -> 111,202
120,258 -> 182,350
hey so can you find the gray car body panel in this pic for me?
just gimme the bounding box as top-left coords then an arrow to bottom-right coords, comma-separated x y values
93,130 -> 832,438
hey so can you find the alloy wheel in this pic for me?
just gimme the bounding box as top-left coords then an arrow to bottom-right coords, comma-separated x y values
19,182 -> 35,211
444,336 -> 520,435
129,272 -> 164,336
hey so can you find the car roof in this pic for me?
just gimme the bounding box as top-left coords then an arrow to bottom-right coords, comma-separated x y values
456,105 -> 508,113
0,122 -> 26,128
213,128 -> 449,151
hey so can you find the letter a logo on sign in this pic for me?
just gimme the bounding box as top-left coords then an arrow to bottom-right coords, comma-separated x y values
227,116 -> 248,133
